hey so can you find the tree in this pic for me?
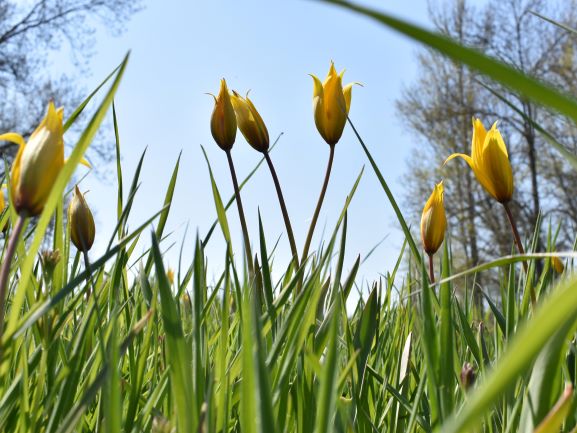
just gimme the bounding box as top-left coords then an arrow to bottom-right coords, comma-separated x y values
0,0 -> 142,178
397,0 -> 577,296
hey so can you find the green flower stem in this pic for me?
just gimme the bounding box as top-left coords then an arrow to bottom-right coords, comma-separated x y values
0,214 -> 25,349
82,250 -> 107,359
225,149 -> 254,276
503,202 -> 535,305
264,152 -> 299,269
301,145 -> 335,264
428,253 -> 435,284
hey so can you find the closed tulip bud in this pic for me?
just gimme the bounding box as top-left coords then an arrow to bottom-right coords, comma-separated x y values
167,268 -> 175,286
210,79 -> 237,151
552,256 -> 564,274
310,62 -> 357,146
420,181 -> 446,256
460,363 -> 476,390
446,118 -> 513,203
40,249 -> 61,282
68,186 -> 95,252
230,90 -> 269,153
0,102 -> 65,216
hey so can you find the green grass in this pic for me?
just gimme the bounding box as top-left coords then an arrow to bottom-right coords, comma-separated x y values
2,3 -> 577,432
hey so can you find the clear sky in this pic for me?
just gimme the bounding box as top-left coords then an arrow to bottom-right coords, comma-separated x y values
59,1 -> 459,293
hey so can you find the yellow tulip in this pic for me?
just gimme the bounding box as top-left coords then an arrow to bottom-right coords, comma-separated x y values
310,62 -> 356,146
552,256 -> 564,274
446,118 -> 513,203
68,186 -> 95,252
210,79 -> 237,151
230,91 -> 269,153
0,102 -> 64,216
421,181 -> 446,256
167,268 -> 175,286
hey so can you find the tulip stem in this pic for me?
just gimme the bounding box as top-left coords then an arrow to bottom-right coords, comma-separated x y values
428,254 -> 435,284
264,152 -> 300,269
503,203 -> 528,271
0,214 -> 25,349
82,250 -> 107,358
302,145 -> 335,264
503,202 -> 535,305
225,150 -> 254,277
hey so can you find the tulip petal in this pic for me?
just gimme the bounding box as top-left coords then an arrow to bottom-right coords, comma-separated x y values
230,91 -> 269,152
343,82 -> 362,114
485,122 -> 509,157
481,128 -> 513,202
0,133 -> 26,148
445,153 -> 474,169
311,74 -> 326,140
310,74 -> 323,98
471,118 -> 487,165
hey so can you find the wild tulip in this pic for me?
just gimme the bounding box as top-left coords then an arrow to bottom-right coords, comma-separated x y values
230,91 -> 269,153
167,268 -> 175,286
310,62 -> 356,146
446,118 -> 513,204
0,102 -> 65,217
421,181 -> 446,256
446,118 -> 532,299
210,79 -> 237,151
421,181 -> 446,282
552,256 -> 564,274
301,62 -> 358,267
68,186 -> 95,253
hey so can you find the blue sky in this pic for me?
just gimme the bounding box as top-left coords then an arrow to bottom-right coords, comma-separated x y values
61,1 -> 460,292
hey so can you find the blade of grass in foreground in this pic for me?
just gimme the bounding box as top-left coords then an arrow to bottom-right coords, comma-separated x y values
151,232 -> 195,432
314,293 -> 341,433
241,278 -> 277,433
440,273 -> 577,433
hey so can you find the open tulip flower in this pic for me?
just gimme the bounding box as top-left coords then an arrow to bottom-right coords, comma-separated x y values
0,102 -> 65,217
301,62 -> 358,265
310,62 -> 356,146
445,118 -> 513,204
446,118 -> 531,291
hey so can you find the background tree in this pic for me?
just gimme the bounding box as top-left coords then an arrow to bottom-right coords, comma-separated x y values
0,0 -> 142,178
397,0 -> 577,298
